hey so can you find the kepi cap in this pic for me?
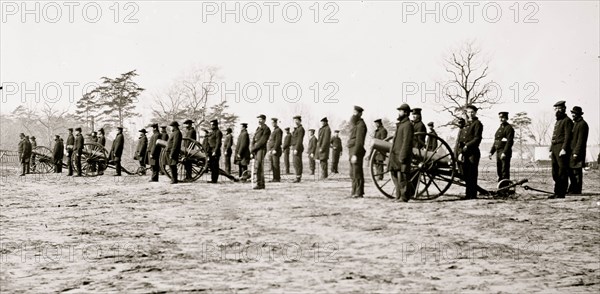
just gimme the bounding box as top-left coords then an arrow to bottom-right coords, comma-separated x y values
553,100 -> 566,108
411,108 -> 422,114
498,111 -> 509,118
427,122 -> 434,127
397,104 -> 411,112
465,105 -> 478,112
257,114 -> 266,120
354,105 -> 364,112
374,119 -> 382,124
169,121 -> 180,127
293,115 -> 302,121
320,117 -> 328,122
139,129 -> 147,133
183,119 -> 194,125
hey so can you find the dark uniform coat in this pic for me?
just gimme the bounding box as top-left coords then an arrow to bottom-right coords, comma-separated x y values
98,135 -> 106,147
413,120 -> 426,149
110,133 -> 124,159
251,124 -> 271,153
166,128 -> 182,165
236,129 -> 251,165
348,119 -> 367,157
53,138 -> 64,162
490,123 -> 514,157
160,130 -> 169,141
267,126 -> 283,156
208,128 -> 223,156
374,126 -> 388,160
426,129 -> 438,151
317,124 -> 331,160
66,134 -> 75,152
291,126 -> 305,153
282,132 -> 291,151
18,138 -> 32,163
223,133 -> 233,156
389,117 -> 413,172
148,131 -> 161,165
331,136 -> 342,152
135,135 -> 148,163
570,117 -> 589,167
74,133 -> 85,155
308,135 -> 317,156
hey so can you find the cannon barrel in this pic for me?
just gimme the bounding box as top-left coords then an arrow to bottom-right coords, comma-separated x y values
157,139 -> 206,160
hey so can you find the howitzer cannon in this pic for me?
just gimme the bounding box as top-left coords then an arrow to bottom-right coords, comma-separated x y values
31,146 -> 64,173
369,132 -> 529,200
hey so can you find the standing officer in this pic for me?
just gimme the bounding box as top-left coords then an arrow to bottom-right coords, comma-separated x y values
267,118 -> 283,182
88,132 -> 98,173
53,135 -> 64,173
159,126 -> 169,175
291,116 -> 305,183
250,115 -> 271,189
330,130 -> 342,174
549,101 -> 573,199
426,122 -> 438,152
459,105 -> 483,200
236,123 -> 251,179
372,119 -> 388,181
454,117 -> 467,175
109,127 -> 124,176
135,129 -> 148,175
74,127 -> 84,177
182,119 -> 197,181
223,127 -> 234,174
307,129 -> 317,175
317,117 -> 331,179
166,121 -> 182,184
489,112 -> 514,182
348,106 -> 367,198
568,106 -> 588,195
282,127 -> 292,174
97,128 -> 106,175
207,119 -> 223,183
66,128 -> 75,176
147,124 -> 162,182
389,104 -> 414,202
18,133 -> 31,176
30,136 -> 37,173
411,108 -> 426,149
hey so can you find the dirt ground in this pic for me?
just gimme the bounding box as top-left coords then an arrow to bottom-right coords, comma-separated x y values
0,162 -> 599,293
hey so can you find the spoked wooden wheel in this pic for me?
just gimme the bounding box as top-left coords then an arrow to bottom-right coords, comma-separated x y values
410,132 -> 456,200
160,138 -> 208,182
75,143 -> 108,176
369,137 -> 395,199
32,146 -> 55,173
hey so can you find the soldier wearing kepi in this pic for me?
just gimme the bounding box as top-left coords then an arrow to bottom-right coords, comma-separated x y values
66,128 -> 75,176
74,127 -> 85,177
267,118 -> 283,182
182,119 -> 197,181
317,117 -> 331,179
411,108 -> 427,149
147,124 -> 162,182
223,128 -> 234,175
207,119 -> 223,183
291,116 -> 305,183
166,121 -> 182,184
307,129 -> 317,175
348,106 -> 367,198
282,127 -> 292,174
426,122 -> 438,152
17,133 -> 31,176
135,129 -> 148,175
371,119 -> 388,181
489,112 -> 514,182
53,135 -> 64,173
250,115 -> 271,189
459,105 -> 483,200
330,130 -> 342,174
568,106 -> 588,195
109,127 -> 124,176
389,104 -> 414,202
548,101 -> 573,199
236,123 -> 251,179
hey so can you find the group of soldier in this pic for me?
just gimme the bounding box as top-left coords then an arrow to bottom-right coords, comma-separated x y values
19,100 -> 589,200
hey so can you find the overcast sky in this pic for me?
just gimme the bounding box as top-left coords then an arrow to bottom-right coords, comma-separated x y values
1,1 -> 598,143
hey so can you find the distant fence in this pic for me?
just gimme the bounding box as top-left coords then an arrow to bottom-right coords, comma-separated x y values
0,150 -> 20,165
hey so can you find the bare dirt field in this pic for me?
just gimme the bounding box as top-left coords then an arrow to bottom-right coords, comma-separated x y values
1,163 -> 599,293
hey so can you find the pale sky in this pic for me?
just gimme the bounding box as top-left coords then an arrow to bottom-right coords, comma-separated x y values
1,1 -> 599,143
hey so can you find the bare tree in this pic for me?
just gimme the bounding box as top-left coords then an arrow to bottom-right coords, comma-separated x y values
11,104 -> 39,134
440,41 -> 497,125
527,113 -> 553,146
150,85 -> 188,124
37,103 -> 70,146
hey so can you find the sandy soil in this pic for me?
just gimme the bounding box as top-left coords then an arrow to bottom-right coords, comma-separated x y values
0,163 -> 599,293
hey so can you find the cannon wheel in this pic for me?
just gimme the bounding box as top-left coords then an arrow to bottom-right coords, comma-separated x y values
73,143 -> 108,177
160,138 -> 208,182
33,146 -> 55,173
369,132 -> 456,200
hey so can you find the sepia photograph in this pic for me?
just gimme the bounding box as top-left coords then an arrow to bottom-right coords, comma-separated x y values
1,1 -> 599,292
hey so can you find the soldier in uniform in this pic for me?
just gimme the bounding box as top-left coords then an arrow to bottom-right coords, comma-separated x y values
66,128 -> 75,176
548,101 -> 573,199
53,135 -> 64,173
282,127 -> 292,174
250,115 -> 271,189
166,121 -> 182,184
159,126 -> 169,175
74,128 -> 85,177
291,116 -> 305,183
568,106 -> 588,195
202,129 -> 209,152
30,136 -> 37,173
488,112 -> 514,182
426,122 -> 438,152
454,118 -> 466,159
135,129 -> 148,175
109,127 -> 124,176
223,128 -> 234,174
207,119 -> 223,183
458,105 -> 483,200
97,129 -> 106,175
236,123 -> 251,179
307,129 -> 317,175
182,119 -> 197,181
348,105 -> 367,198
147,124 -> 162,182
330,130 -> 342,174
389,104 -> 414,202
267,118 -> 283,182
371,119 -> 388,181
411,108 -> 426,149
317,117 -> 331,179
88,132 -> 98,173
18,133 -> 31,176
